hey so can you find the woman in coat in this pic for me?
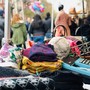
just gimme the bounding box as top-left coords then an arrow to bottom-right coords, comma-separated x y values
55,4 -> 71,36
28,14 -> 47,43
11,14 -> 27,48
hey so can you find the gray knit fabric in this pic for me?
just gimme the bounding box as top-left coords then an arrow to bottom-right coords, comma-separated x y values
0,67 -> 30,77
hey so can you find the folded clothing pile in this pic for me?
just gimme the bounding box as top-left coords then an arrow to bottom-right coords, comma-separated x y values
0,75 -> 55,90
20,56 -> 62,73
29,43 -> 57,62
40,70 -> 85,90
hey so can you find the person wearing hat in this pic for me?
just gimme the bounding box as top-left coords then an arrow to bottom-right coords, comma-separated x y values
69,7 -> 82,27
55,4 -> 72,36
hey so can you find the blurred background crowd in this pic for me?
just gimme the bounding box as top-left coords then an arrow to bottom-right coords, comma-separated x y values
0,0 -> 90,47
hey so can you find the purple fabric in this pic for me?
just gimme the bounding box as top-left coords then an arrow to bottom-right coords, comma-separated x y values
65,36 -> 82,45
29,43 -> 57,62
22,48 -> 31,58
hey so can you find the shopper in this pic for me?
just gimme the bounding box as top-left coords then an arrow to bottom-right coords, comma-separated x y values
55,4 -> 71,36
28,14 -> 47,43
11,14 -> 27,48
0,9 -> 4,47
44,12 -> 52,39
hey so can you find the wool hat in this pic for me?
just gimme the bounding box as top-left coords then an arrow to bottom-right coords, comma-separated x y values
49,37 -> 70,59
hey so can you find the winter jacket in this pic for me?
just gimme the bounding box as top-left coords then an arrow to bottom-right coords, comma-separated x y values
11,23 -> 27,45
44,18 -> 51,33
28,20 -> 47,36
0,17 -> 4,39
55,10 -> 71,36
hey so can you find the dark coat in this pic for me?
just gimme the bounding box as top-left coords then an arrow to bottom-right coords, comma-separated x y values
44,18 -> 51,33
28,20 -> 47,36
75,24 -> 90,41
